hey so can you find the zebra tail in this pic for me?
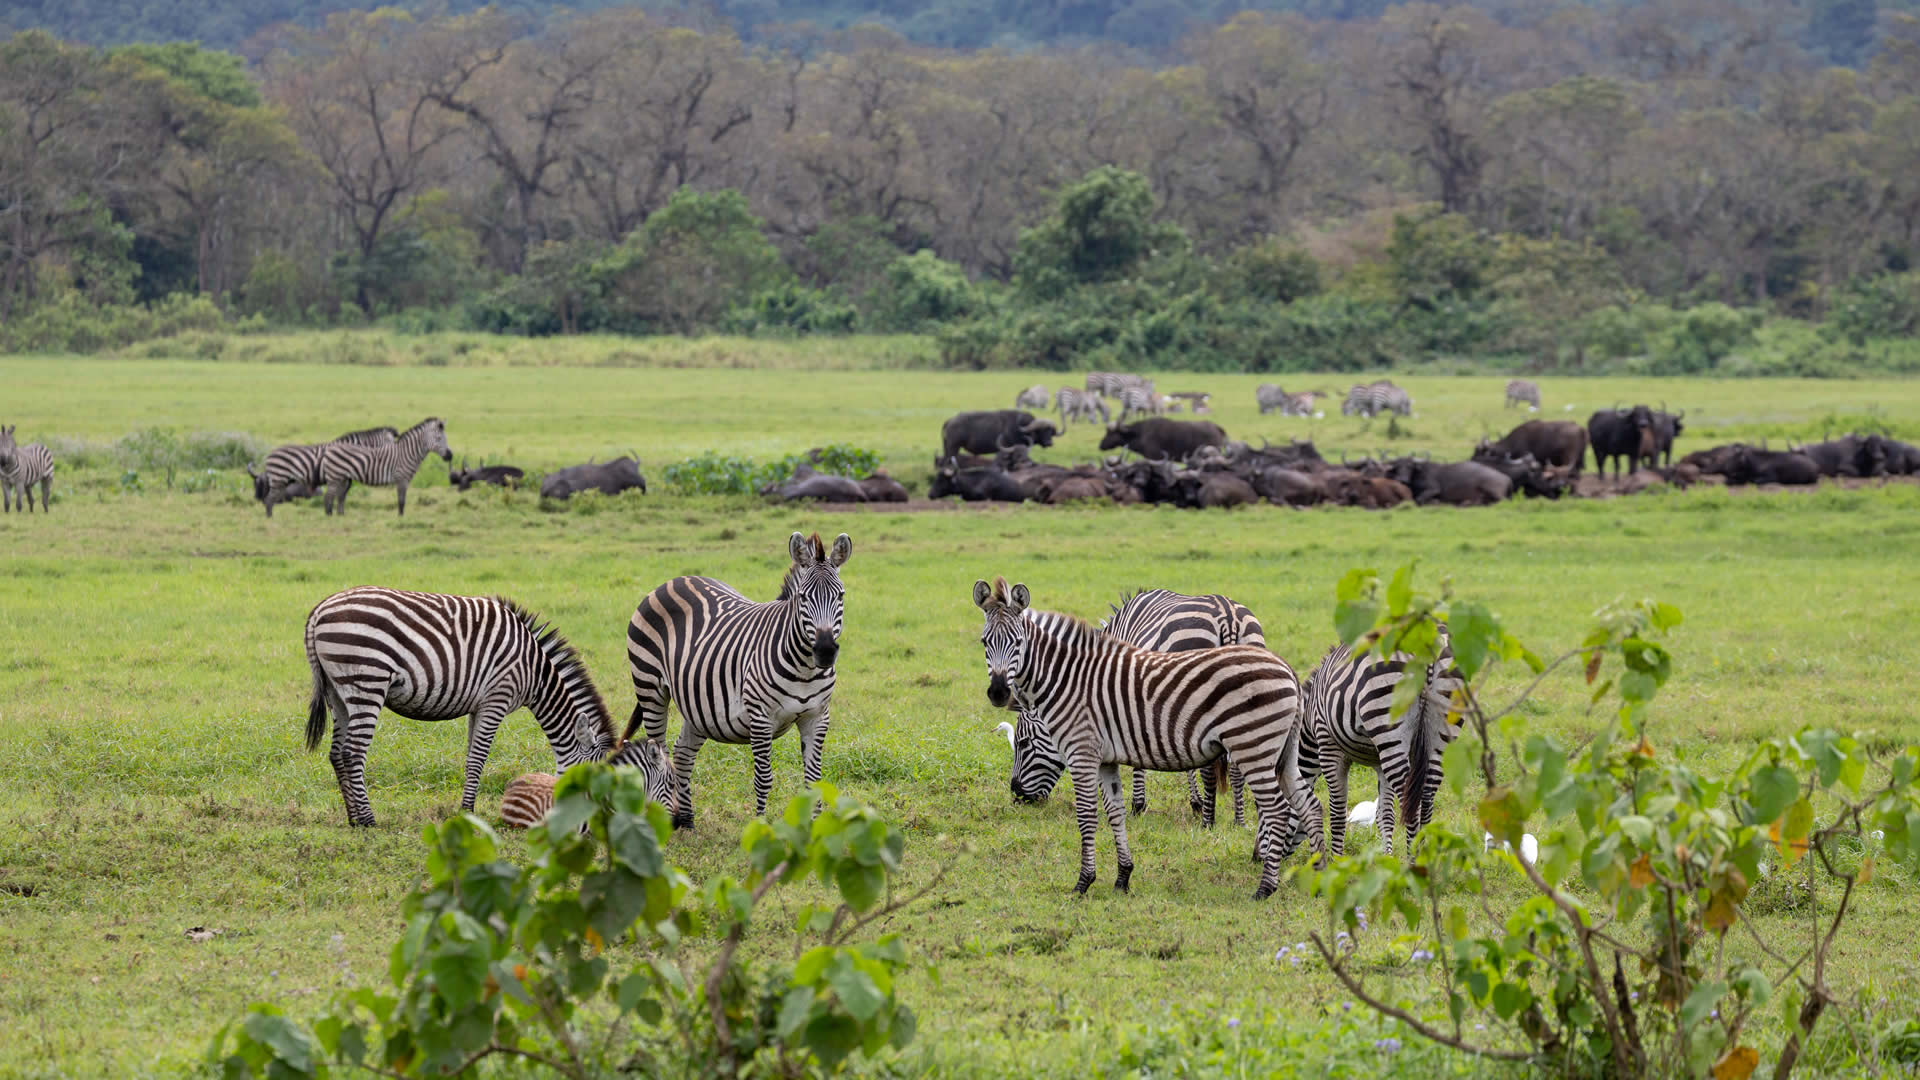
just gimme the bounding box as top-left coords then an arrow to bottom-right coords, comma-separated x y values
1209,756 -> 1230,795
1401,702 -> 1433,838
305,663 -> 329,751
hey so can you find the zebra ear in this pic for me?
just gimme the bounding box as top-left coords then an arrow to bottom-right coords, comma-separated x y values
827,533 -> 852,567
1008,583 -> 1030,614
972,579 -> 993,609
788,531 -> 812,565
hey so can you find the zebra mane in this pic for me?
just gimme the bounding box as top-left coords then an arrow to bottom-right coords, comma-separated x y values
776,532 -> 829,601
502,600 -> 616,748
401,417 -> 442,437
1029,608 -> 1105,648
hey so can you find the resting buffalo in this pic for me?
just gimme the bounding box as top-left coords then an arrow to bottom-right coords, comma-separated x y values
1250,466 -> 1327,506
1479,420 -> 1588,475
1680,444 -> 1744,476
1321,470 -> 1411,509
449,458 -> 525,491
1795,435 -> 1889,478
1588,406 -> 1659,479
763,464 -> 867,503
941,410 -> 1058,459
539,457 -> 648,499
928,462 -> 1025,502
1390,459 -> 1513,506
1722,447 -> 1821,486
1470,450 -> 1572,499
1883,437 -> 1920,475
858,473 -> 910,502
1098,418 -> 1228,461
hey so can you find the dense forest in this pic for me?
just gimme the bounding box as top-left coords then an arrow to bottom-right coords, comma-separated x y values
10,0 -> 1920,372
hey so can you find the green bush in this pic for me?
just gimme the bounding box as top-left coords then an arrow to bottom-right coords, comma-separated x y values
724,283 -> 860,335
589,188 -> 791,335
1214,239 -> 1324,304
0,290 -> 227,354
1648,302 -> 1762,374
871,250 -> 989,332
662,445 -> 882,495
1826,270 -> 1920,343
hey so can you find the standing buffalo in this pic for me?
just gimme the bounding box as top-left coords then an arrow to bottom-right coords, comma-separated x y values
539,457 -> 648,499
1098,418 -> 1228,461
1588,406 -> 1659,479
1478,420 -> 1588,475
942,410 -> 1059,459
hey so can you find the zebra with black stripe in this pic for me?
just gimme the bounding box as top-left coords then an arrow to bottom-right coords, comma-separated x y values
1117,385 -> 1159,421
1003,589 -> 1264,827
304,586 -> 672,826
1055,387 -> 1109,427
0,425 -> 54,513
318,417 -> 452,516
1300,630 -> 1463,859
974,578 -> 1309,899
626,531 -> 852,829
254,426 -> 398,515
1505,379 -> 1542,410
1341,380 -> 1412,418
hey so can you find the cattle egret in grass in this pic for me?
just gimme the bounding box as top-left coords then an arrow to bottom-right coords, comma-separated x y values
1563,404 -> 1575,412
1347,800 -> 1377,828
1483,831 -> 1540,866
995,721 -> 1014,750
1313,410 -> 1325,419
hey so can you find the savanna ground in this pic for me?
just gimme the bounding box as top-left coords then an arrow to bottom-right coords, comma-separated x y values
2,338 -> 1919,1078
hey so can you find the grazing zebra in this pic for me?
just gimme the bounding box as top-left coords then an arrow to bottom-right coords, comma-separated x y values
0,425 -> 55,513
1341,380 -> 1412,418
626,531 -> 852,829
496,740 -> 677,829
255,426 -> 399,516
1300,631 -> 1463,860
1505,379 -> 1542,410
1256,384 -> 1291,414
1055,387 -> 1110,427
318,417 -> 452,516
303,587 -> 672,826
1117,385 -> 1159,421
1004,589 -> 1264,827
974,578 -> 1309,899
1015,384 -> 1051,409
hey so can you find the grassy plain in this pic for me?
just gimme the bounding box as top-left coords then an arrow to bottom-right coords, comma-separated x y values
2,345 -> 1920,1077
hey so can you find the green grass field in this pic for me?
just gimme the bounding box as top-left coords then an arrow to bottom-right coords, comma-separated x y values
3,346 -> 1920,1077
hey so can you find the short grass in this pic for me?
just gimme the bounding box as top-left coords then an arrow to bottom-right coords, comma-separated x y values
2,352 -> 1919,1077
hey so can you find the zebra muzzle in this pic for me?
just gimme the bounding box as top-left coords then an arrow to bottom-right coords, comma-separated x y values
812,631 -> 838,668
986,676 -> 1012,709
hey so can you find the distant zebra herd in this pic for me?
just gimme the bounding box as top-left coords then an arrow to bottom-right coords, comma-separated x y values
253,418 -> 452,517
1017,372 -> 1213,423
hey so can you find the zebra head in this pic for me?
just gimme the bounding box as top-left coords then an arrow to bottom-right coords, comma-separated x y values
605,737 -> 678,812
0,425 -> 15,470
1005,708 -> 1065,803
784,531 -> 852,669
972,576 -> 1031,710
421,417 -> 453,462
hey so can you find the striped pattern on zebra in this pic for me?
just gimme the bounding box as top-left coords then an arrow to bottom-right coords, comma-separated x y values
1005,589 -> 1265,827
304,587 -> 661,826
254,426 -> 399,516
1054,387 -> 1110,426
1505,379 -> 1542,410
318,417 -> 452,516
974,578 -> 1309,899
1257,385 -> 1320,417
1085,372 -> 1153,398
1300,630 -> 1463,860
1116,385 -> 1159,421
1341,380 -> 1412,418
1015,384 -> 1051,409
0,425 -> 55,513
625,531 -> 852,829
497,738 -> 677,829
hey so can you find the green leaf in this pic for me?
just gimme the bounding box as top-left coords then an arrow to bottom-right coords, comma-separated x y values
1619,670 -> 1657,704
1748,766 -> 1800,826
1491,981 -> 1530,1021
794,946 -> 835,986
1443,734 -> 1480,800
803,1012 -> 863,1067
616,973 -> 652,1012
1617,815 -> 1653,847
889,1004 -> 918,1050
1649,602 -> 1683,631
1446,602 -> 1499,680
241,1009 -> 315,1073
1334,600 -> 1378,649
543,794 -> 595,841
835,861 -> 884,913
777,987 -> 815,1038
1681,980 -> 1728,1030
608,813 -> 665,877
826,958 -> 887,1022
1386,562 -> 1416,616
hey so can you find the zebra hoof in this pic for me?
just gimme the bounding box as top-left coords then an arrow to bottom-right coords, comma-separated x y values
349,817 -> 376,828
671,812 -> 694,831
1073,873 -> 1094,895
1252,884 -> 1275,901
1130,800 -> 1147,816
1115,865 -> 1132,893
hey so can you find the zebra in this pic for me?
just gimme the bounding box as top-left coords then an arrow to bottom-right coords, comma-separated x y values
1055,387 -> 1110,427
626,531 -> 852,829
1117,385 -> 1159,421
1256,384 -> 1290,414
1003,589 -> 1265,828
1505,379 -> 1542,410
1341,380 -> 1412,418
973,577 -> 1310,899
254,426 -> 399,516
317,417 -> 452,516
496,742 -> 675,830
1300,630 -> 1464,860
0,425 -> 54,513
1015,384 -> 1051,409
303,586 -> 673,826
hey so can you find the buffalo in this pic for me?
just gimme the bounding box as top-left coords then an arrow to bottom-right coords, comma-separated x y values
539,457 -> 648,499
762,464 -> 867,503
929,461 -> 1025,502
1479,420 -> 1588,475
1882,437 -> 1920,475
1722,446 -> 1821,486
1795,435 -> 1889,478
1249,466 -> 1327,506
941,410 -> 1058,459
1389,458 -> 1513,506
857,473 -> 910,502
1470,450 -> 1572,499
448,458 -> 525,491
1588,406 -> 1659,479
1098,418 -> 1228,462
1650,408 -> 1685,466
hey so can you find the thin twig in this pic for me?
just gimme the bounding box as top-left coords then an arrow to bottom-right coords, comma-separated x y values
704,859 -> 791,1069
1308,933 -> 1535,1062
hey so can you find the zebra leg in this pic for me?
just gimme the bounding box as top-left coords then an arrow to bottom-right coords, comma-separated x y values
1098,763 -> 1134,892
1238,759 -> 1288,901
1230,762 -> 1246,827
1066,752 -> 1102,895
329,688 -> 383,827
1186,770 -> 1204,816
459,696 -> 516,813
264,480 -> 280,517
1130,768 -> 1147,816
668,727 -> 705,830
798,710 -> 830,814
1329,758 -> 1350,857
1375,771 -> 1396,858
395,479 -> 409,517
1200,765 -> 1218,829
38,476 -> 49,512
750,724 -> 777,818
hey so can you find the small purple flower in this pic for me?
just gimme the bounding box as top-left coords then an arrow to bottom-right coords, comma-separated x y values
1375,1038 -> 1402,1053
1275,947 -> 1290,962
1227,1017 -> 1240,1029
1630,991 -> 1640,1002
1296,941 -> 1310,953
1409,948 -> 1434,963
1711,1009 -> 1719,1020
1473,1023 -> 1486,1032
1342,1001 -> 1352,1012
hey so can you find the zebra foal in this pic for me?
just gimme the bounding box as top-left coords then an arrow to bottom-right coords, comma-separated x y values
495,741 -> 675,830
626,531 -> 852,829
0,425 -> 55,513
304,586 -> 672,826
1301,631 -> 1463,860
319,417 -> 451,516
1004,588 -> 1264,827
255,426 -> 398,516
974,578 -> 1309,899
